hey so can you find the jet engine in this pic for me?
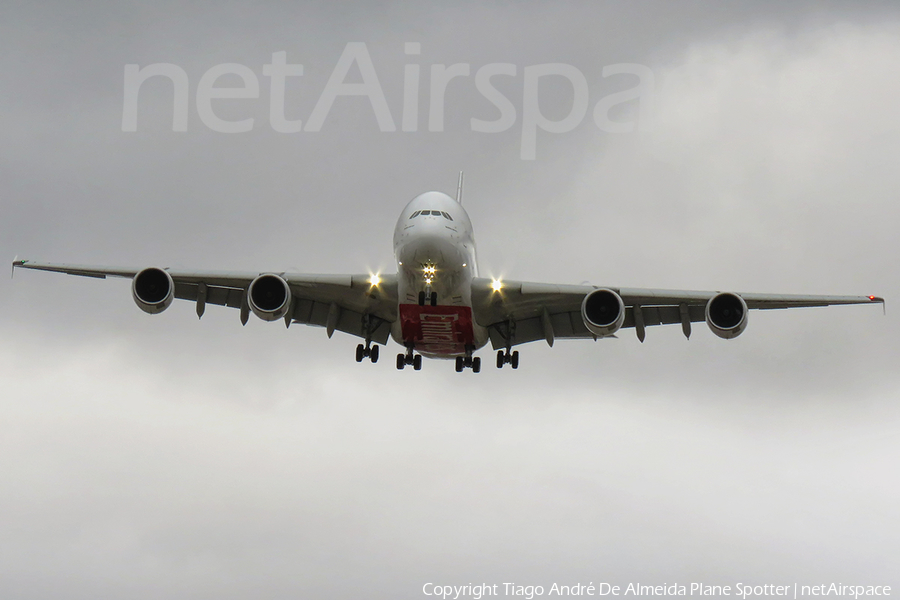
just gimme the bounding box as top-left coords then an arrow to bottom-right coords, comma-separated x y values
132,267 -> 174,314
581,288 -> 626,337
705,292 -> 748,339
248,274 -> 292,321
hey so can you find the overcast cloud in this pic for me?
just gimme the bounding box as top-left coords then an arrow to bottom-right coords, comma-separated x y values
1,2 -> 898,599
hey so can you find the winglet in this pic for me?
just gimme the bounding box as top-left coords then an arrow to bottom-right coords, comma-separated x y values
869,295 -> 886,315
11,256 -> 24,279
456,171 -> 464,205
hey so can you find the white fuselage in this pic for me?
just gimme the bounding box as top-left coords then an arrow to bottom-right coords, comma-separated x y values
390,192 -> 489,358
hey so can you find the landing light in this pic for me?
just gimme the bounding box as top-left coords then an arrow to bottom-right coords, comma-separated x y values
368,274 -> 381,286
491,278 -> 503,292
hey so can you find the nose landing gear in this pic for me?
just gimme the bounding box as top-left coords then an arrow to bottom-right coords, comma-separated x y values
417,290 -> 438,306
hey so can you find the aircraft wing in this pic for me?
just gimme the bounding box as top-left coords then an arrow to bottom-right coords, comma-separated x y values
12,260 -> 397,343
470,277 -> 884,348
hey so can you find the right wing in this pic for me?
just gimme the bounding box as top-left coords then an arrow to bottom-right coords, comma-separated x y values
471,277 -> 884,348
12,260 -> 397,343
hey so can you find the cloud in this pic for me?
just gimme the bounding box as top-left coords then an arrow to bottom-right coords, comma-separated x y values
1,3 -> 898,598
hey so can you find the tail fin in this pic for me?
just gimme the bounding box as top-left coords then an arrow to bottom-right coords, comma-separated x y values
456,171 -> 464,204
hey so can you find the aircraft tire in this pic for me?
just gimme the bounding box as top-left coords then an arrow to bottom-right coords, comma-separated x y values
356,344 -> 364,362
396,354 -> 405,370
370,345 -> 379,363
455,357 -> 464,372
413,354 -> 422,370
511,351 -> 519,369
497,350 -> 504,369
472,357 -> 481,373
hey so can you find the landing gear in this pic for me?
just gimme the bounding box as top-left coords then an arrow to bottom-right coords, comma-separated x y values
496,349 -> 519,369
417,291 -> 438,306
357,314 -> 381,364
356,342 -> 379,363
454,345 -> 481,373
396,344 -> 422,370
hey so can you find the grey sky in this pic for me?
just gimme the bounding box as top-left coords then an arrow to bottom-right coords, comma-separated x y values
1,2 -> 898,599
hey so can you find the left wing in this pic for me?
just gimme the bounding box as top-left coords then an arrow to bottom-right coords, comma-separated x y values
471,277 -> 884,348
12,260 -> 397,343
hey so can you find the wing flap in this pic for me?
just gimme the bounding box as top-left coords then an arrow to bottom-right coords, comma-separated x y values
289,298 -> 391,344
174,282 -> 244,308
623,305 -> 705,328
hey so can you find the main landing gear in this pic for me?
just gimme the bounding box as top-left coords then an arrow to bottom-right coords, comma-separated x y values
496,349 -> 519,369
455,345 -> 481,373
355,342 -> 379,363
455,356 -> 481,372
357,314 -> 382,364
396,344 -> 422,370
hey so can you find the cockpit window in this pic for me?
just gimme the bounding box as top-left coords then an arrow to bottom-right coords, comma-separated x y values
441,211 -> 452,220
410,210 -> 420,219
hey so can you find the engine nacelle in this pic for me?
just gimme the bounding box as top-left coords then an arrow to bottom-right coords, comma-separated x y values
705,292 -> 748,339
132,267 -> 174,314
248,274 -> 292,321
581,288 -> 626,337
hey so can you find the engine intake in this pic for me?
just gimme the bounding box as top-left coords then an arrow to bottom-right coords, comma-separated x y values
705,292 -> 748,339
132,267 -> 174,314
248,274 -> 292,321
581,288 -> 626,337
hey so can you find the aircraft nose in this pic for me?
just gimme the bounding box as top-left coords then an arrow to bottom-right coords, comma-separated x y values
398,226 -> 464,266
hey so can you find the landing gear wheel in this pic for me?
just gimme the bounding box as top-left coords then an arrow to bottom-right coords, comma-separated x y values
396,354 -> 405,370
370,345 -> 379,363
472,357 -> 481,373
430,292 -> 437,306
418,291 -> 426,306
356,344 -> 364,363
511,350 -> 519,369
413,354 -> 422,370
497,350 -> 505,369
455,356 -> 464,372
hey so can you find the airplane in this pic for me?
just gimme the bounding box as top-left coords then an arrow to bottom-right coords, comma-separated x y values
12,174 -> 884,372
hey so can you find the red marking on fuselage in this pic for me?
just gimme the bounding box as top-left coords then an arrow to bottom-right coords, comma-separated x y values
399,304 -> 475,356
